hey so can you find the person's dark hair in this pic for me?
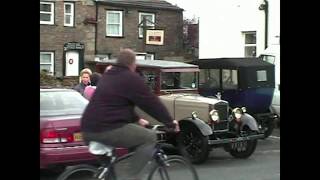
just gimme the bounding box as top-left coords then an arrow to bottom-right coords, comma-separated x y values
116,48 -> 136,67
90,72 -> 102,86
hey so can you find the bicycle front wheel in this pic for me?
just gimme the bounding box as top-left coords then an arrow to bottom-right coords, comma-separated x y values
56,164 -> 98,180
147,155 -> 199,180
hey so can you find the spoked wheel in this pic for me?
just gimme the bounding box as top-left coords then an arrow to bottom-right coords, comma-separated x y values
176,125 -> 209,164
147,155 -> 199,180
56,164 -> 98,180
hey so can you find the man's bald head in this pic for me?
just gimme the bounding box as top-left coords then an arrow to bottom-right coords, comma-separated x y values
117,48 -> 136,67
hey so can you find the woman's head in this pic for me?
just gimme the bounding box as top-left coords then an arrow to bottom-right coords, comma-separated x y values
90,72 -> 102,86
79,68 -> 92,84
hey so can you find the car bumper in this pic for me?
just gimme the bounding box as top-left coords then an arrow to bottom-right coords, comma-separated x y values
40,145 -> 96,169
208,134 -> 265,145
40,145 -> 128,169
271,105 -> 280,117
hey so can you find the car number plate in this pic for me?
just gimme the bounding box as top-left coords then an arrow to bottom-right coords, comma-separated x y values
73,132 -> 83,142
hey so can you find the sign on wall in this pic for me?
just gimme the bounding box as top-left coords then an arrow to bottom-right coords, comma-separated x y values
146,29 -> 164,45
64,42 -> 85,51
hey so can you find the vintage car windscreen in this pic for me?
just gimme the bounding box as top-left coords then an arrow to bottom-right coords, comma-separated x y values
261,55 -> 275,64
160,72 -> 198,90
40,91 -> 88,117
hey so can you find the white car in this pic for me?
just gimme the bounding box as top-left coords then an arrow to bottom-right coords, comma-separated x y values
260,45 -> 280,121
270,85 -> 280,118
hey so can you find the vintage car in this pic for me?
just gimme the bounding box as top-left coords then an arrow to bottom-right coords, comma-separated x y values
96,59 -> 265,164
190,58 -> 279,138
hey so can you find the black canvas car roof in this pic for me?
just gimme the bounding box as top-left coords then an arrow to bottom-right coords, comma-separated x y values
191,57 -> 274,69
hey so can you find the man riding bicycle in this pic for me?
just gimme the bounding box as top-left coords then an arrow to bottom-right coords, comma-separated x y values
81,48 -> 179,180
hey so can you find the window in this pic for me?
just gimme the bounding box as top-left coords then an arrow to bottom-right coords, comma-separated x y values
257,70 -> 267,82
243,32 -> 256,57
40,52 -> 54,75
146,53 -> 155,60
139,12 -> 155,38
40,2 -> 54,25
261,55 -> 276,64
135,53 -> 155,60
161,72 -> 198,90
106,10 -> 123,37
136,54 -> 146,60
40,91 -> 88,117
199,69 -> 220,89
95,54 -> 111,62
222,69 -> 238,89
64,3 -> 74,27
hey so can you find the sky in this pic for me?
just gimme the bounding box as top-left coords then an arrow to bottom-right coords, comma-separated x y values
166,0 -> 202,20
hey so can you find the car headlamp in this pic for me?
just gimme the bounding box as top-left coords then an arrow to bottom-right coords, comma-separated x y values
191,111 -> 198,119
209,110 -> 219,122
232,108 -> 243,119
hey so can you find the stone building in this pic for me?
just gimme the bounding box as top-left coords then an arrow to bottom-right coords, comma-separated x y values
40,0 -> 184,78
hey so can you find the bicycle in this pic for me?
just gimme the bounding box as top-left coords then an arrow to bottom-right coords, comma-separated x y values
56,125 -> 199,180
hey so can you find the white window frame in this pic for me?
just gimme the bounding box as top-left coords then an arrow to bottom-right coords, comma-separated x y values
243,31 -> 256,57
135,52 -> 155,60
139,12 -> 155,38
40,2 -> 54,25
64,2 -> 74,27
146,53 -> 155,60
106,10 -> 123,37
40,52 -> 54,75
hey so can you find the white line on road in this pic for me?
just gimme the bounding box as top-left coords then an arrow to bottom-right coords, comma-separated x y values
258,149 -> 280,154
269,135 -> 280,139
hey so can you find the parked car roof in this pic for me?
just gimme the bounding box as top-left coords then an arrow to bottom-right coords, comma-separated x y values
95,0 -> 183,11
40,88 -> 74,92
191,58 -> 274,69
97,59 -> 199,69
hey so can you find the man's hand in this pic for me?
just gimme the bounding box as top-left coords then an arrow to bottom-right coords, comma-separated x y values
138,118 -> 150,127
173,120 -> 180,132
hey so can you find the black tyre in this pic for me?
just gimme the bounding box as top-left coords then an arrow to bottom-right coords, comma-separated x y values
228,139 -> 257,158
263,119 -> 275,138
56,164 -> 98,180
227,127 -> 258,158
147,155 -> 199,180
176,124 -> 210,164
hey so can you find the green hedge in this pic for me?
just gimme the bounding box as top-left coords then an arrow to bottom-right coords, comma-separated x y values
40,70 -> 78,88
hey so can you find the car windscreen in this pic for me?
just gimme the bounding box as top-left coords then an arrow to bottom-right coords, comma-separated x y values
40,91 -> 88,117
161,72 -> 198,90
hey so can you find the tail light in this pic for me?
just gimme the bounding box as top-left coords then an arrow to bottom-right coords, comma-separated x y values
40,128 -> 74,144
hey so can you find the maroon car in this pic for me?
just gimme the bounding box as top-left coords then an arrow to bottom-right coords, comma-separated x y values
40,88 -> 128,169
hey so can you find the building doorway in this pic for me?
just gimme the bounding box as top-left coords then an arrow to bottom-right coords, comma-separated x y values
65,51 -> 79,76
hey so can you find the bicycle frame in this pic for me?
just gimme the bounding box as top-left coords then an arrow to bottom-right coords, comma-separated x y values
94,151 -> 135,179
95,144 -> 170,180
